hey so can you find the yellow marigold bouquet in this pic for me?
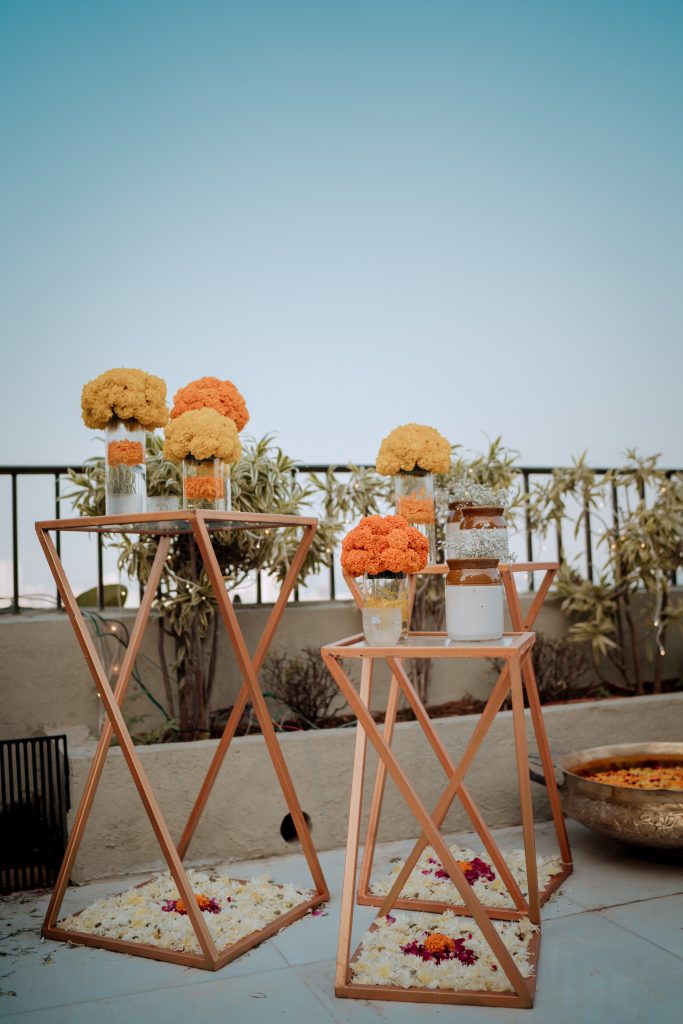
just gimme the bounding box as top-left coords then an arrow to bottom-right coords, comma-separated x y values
81,368 -> 168,430
375,423 -> 451,476
164,408 -> 242,463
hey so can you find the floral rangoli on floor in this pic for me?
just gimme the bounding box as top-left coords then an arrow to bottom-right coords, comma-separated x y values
351,910 -> 538,992
58,869 -> 313,953
370,844 -> 563,907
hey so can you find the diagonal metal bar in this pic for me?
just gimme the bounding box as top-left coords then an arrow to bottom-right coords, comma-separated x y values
501,566 -> 572,868
190,518 -> 328,896
374,661 -> 515,918
384,656 -> 528,914
36,528 -> 218,966
177,521 -> 319,859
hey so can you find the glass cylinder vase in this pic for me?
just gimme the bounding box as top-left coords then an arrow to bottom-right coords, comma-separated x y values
105,418 -> 147,516
361,572 -> 406,647
394,470 -> 436,563
182,457 -> 230,511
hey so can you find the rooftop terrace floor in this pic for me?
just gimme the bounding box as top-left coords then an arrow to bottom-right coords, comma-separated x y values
1,820 -> 681,1024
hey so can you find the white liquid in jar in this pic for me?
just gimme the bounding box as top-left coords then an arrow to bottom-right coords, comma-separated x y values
445,584 -> 503,642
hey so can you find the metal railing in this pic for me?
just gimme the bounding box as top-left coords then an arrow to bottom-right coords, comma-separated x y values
1,463 -> 680,613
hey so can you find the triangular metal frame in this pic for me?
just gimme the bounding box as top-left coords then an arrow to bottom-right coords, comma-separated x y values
35,511 -> 328,970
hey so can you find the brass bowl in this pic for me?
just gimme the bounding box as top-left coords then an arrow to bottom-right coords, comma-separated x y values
531,742 -> 683,850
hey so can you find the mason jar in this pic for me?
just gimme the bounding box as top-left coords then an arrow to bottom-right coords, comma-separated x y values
445,505 -> 508,561
445,558 -> 504,642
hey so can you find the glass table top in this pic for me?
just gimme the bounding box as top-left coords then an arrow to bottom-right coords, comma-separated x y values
35,512 -> 316,535
330,632 -> 532,654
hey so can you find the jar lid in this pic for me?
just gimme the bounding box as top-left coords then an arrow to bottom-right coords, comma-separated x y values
446,558 -> 499,568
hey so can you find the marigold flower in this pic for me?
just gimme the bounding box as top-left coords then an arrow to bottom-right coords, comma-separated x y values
376,423 -> 451,475
171,376 -> 249,431
81,368 -> 168,430
184,477 -> 225,500
424,933 -> 456,957
164,408 -> 242,463
341,514 -> 429,576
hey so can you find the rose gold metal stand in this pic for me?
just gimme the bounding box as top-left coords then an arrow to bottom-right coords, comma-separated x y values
343,563 -> 572,913
35,510 -> 328,971
322,631 -> 544,1007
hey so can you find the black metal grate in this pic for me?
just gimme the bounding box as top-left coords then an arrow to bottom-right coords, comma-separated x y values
0,735 -> 70,892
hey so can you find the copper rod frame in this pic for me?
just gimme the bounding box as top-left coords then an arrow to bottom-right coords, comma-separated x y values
35,511 -> 328,970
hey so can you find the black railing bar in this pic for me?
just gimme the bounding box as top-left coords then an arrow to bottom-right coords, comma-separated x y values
45,736 -> 55,828
11,473 -> 19,614
3,462 -> 683,477
521,470 -> 534,592
21,741 -> 31,888
54,473 -> 62,610
584,500 -> 594,583
54,737 -> 66,841
97,534 -> 105,611
256,569 -> 262,604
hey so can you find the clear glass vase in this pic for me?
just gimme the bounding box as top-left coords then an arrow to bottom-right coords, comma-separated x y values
182,457 -> 230,511
105,418 -> 147,516
394,470 -> 436,563
361,572 -> 406,646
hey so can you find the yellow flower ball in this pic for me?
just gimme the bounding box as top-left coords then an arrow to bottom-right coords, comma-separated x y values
163,407 -> 242,463
375,423 -> 451,475
81,367 -> 168,430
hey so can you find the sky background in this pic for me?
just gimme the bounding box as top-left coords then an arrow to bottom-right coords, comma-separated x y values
1,0 -> 682,477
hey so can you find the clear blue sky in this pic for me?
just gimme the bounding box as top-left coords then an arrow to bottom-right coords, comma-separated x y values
1,0 -> 682,469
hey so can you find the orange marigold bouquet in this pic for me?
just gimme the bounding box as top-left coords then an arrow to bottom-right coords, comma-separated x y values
81,368 -> 168,430
375,423 -> 451,476
341,515 -> 429,577
164,408 -> 242,463
170,377 -> 249,431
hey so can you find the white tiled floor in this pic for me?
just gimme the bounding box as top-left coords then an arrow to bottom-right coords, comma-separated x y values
1,821 -> 681,1023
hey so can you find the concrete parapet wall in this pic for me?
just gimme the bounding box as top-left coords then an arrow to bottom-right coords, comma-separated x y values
66,692 -> 683,881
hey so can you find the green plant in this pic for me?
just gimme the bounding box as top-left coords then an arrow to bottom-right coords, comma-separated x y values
527,451 -> 683,694
66,435 -> 383,736
261,646 -> 344,726
503,633 -> 599,705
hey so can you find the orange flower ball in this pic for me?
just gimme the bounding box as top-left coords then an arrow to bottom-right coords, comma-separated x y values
171,377 -> 249,431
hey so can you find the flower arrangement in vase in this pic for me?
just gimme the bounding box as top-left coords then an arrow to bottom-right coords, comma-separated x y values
81,367 -> 168,515
341,514 -> 429,646
166,377 -> 249,511
375,423 -> 451,565
164,408 -> 241,511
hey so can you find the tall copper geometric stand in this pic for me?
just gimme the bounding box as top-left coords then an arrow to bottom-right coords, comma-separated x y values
35,510 -> 329,971
344,562 -> 572,914
323,562 -> 573,1007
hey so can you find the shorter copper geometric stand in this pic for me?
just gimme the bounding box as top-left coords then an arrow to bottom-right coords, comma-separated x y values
36,510 -> 329,970
323,630 -> 550,1008
344,563 -> 572,915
